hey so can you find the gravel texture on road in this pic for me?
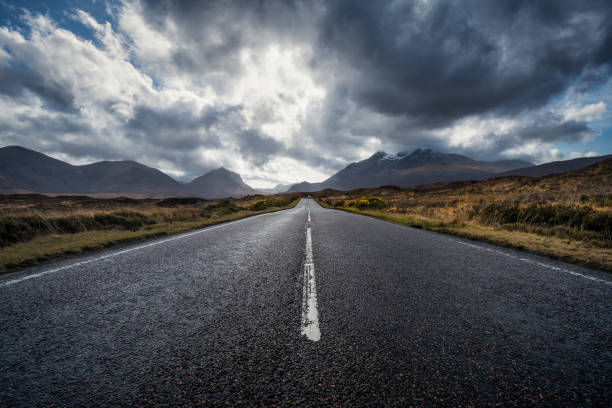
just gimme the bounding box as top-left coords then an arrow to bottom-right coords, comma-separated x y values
1,199 -> 610,406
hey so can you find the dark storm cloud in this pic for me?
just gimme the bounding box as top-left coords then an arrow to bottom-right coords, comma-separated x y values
0,63 -> 76,111
136,0 -> 320,87
317,0 -> 612,127
1,0 -> 610,185
14,114 -> 90,135
515,120 -> 596,144
51,140 -> 127,161
286,145 -> 347,169
126,104 -> 239,150
128,103 -> 287,174
236,129 -> 284,166
140,0 -> 316,41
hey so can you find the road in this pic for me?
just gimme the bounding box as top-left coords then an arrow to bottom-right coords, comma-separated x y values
1,199 -> 611,406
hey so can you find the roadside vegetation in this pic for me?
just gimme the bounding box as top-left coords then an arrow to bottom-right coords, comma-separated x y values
316,159 -> 612,271
0,193 -> 299,273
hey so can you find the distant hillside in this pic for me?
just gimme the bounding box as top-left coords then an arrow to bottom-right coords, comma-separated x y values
0,146 -> 81,193
187,167 -> 256,198
257,183 -> 292,195
79,161 -> 182,195
289,149 -> 532,192
0,146 -> 255,198
315,158 -> 612,210
314,159 -> 612,271
496,154 -> 612,177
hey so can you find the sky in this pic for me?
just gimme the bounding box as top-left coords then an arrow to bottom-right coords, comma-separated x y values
0,0 -> 611,188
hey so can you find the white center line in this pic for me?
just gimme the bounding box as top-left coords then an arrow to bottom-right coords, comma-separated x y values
301,206 -> 320,341
0,211 -> 277,288
307,208 -> 311,222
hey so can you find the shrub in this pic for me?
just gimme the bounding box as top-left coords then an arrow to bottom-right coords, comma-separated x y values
217,199 -> 233,208
247,196 -> 295,211
583,211 -> 612,239
156,197 -> 203,207
354,196 -> 388,210
334,200 -> 345,207
248,200 -> 268,211
480,203 -> 592,227
202,199 -> 239,215
0,215 -> 51,247
93,211 -> 151,230
355,198 -> 371,209
0,211 -> 155,247
267,196 -> 290,207
479,203 -> 611,239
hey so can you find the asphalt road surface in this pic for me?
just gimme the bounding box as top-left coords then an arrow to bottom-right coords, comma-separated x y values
1,199 -> 611,406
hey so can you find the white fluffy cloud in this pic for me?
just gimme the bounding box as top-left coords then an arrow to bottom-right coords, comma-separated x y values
563,101 -> 607,122
0,0 -> 610,187
570,151 -> 600,159
0,6 -> 329,186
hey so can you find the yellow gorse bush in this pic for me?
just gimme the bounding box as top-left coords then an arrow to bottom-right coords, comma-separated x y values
354,196 -> 388,209
355,198 -> 371,209
247,196 -> 293,211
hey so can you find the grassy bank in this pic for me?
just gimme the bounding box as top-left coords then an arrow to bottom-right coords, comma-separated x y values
0,194 -> 300,273
315,160 -> 612,271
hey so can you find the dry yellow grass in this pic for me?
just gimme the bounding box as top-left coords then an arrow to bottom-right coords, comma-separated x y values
316,160 -> 612,271
0,197 -> 299,273
321,205 -> 612,271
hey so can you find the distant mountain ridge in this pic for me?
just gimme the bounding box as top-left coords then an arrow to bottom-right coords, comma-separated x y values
256,183 -> 293,195
497,155 -> 612,177
4,145 -> 608,197
0,146 -> 256,198
289,149 -> 533,192
187,167 -> 257,198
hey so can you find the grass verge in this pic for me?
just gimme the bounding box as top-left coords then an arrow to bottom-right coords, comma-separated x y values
0,201 -> 298,274
318,201 -> 612,272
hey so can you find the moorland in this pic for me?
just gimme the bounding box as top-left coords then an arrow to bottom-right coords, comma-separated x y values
0,194 -> 299,272
315,159 -> 612,271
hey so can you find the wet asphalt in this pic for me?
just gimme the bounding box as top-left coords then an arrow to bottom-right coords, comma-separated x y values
0,199 -> 611,407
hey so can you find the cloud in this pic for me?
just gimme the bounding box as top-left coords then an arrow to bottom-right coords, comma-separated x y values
0,0 -> 610,188
563,101 -> 607,122
570,150 -> 601,159
317,1 -> 612,124
235,129 -> 284,166
569,151 -> 582,159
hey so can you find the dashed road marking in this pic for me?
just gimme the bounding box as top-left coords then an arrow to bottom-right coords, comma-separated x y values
301,205 -> 320,341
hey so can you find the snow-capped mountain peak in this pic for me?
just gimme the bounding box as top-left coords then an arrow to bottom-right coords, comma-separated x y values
380,153 -> 403,161
407,148 -> 443,159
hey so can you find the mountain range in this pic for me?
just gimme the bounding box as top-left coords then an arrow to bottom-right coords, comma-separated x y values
0,146 -> 256,198
496,155 -> 612,177
256,183 -> 294,195
1,145 -> 610,197
288,149 -> 533,192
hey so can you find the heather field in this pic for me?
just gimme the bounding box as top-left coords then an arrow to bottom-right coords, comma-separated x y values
315,160 -> 612,271
0,194 -> 299,272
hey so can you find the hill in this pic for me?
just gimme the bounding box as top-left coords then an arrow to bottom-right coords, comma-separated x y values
256,183 -> 293,194
187,167 -> 256,198
314,159 -> 612,270
497,154 -> 612,177
289,149 -> 532,192
0,146 -> 255,198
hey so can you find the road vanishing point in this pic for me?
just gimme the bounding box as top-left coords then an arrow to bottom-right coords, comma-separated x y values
1,199 -> 611,406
